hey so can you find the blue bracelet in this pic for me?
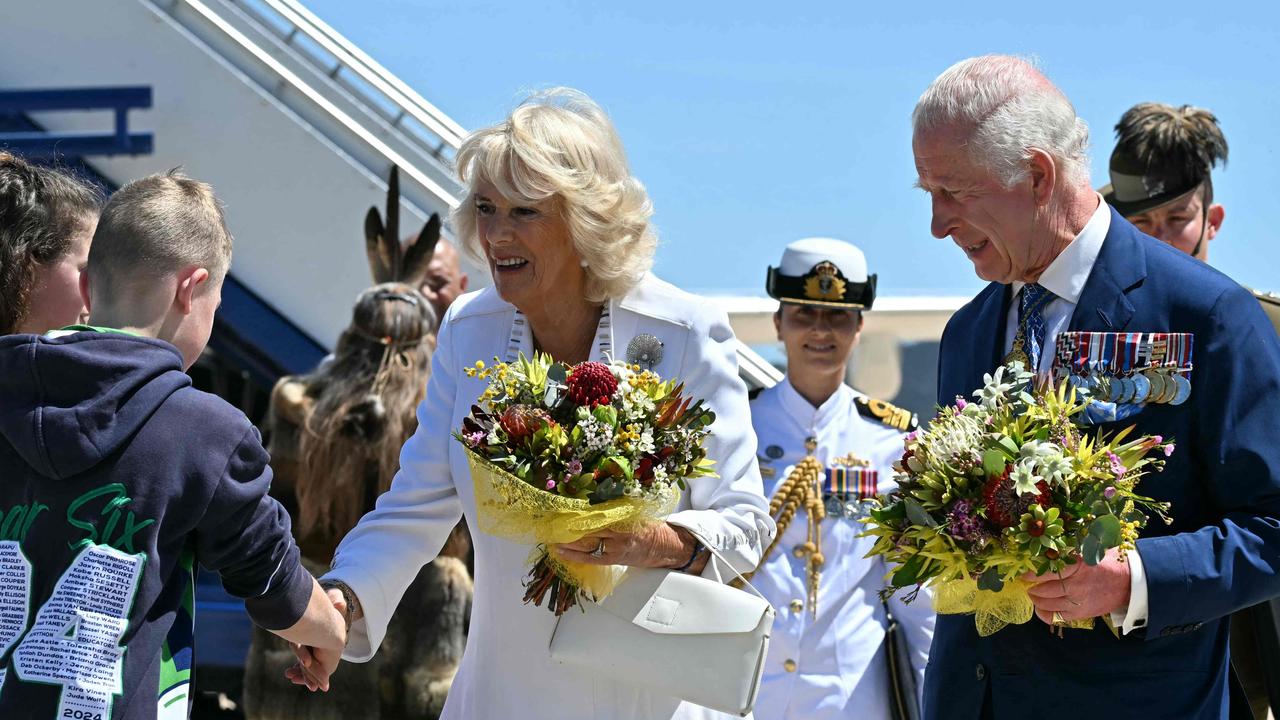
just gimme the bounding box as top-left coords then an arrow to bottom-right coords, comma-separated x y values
675,538 -> 704,572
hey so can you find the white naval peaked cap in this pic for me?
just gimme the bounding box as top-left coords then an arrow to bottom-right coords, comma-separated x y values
777,237 -> 869,281
767,237 -> 877,309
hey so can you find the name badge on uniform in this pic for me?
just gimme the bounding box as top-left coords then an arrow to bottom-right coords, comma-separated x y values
1051,332 -> 1194,424
823,466 -> 878,521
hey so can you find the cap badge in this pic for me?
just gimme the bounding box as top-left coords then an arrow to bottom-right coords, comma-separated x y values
803,261 -> 846,302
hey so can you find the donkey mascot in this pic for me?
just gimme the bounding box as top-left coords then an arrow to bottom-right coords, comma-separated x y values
243,168 -> 472,719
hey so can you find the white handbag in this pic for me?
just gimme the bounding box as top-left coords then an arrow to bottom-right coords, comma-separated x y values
548,538 -> 775,717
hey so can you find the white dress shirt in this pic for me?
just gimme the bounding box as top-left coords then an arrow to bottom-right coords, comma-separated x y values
1002,195 -> 1148,634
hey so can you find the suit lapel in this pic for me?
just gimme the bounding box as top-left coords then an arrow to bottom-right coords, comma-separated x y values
1070,207 -> 1147,332
969,282 -> 1012,390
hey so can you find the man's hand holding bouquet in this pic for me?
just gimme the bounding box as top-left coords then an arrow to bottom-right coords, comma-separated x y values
863,362 -> 1173,636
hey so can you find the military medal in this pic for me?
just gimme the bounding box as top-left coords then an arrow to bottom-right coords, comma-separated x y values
1130,371 -> 1151,404
1144,369 -> 1168,404
1055,331 -> 1195,415
825,494 -> 845,517
825,465 -> 878,521
1170,372 -> 1192,405
1115,375 -> 1135,404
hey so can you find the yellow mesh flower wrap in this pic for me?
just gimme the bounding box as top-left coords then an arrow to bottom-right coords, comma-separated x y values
467,449 -> 680,600
933,577 -> 1094,637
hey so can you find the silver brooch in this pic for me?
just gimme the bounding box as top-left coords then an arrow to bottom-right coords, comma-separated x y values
626,334 -> 664,370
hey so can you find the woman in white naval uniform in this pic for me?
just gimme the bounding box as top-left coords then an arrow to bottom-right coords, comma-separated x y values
749,239 -> 934,720
304,89 -> 774,720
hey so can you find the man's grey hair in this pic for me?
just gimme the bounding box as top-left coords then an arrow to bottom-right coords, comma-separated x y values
913,55 -> 1091,189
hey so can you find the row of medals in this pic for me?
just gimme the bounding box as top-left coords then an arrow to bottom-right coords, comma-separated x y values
1066,366 -> 1191,406
824,492 -> 875,521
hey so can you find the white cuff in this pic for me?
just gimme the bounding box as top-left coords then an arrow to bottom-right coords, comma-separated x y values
1108,548 -> 1149,635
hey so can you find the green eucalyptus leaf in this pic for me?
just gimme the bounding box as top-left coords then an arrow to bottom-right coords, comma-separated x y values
870,501 -> 907,523
977,566 -> 1004,592
982,449 -> 1007,477
1081,535 -> 1106,565
904,498 -> 938,528
1088,515 -> 1122,546
892,553 -> 925,587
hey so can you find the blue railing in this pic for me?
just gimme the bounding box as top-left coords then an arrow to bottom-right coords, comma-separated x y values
0,86 -> 153,158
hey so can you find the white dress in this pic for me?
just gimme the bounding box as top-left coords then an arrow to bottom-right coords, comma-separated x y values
325,274 -> 774,720
747,379 -> 935,720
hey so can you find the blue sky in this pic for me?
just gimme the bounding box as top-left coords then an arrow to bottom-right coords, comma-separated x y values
307,0 -> 1280,298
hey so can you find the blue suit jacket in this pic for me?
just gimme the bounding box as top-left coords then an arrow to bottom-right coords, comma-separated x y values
924,208 -> 1280,720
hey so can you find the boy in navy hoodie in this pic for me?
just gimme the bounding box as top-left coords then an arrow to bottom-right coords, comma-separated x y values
0,171 -> 344,719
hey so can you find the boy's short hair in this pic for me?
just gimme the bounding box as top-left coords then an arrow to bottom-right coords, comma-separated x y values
88,170 -> 233,296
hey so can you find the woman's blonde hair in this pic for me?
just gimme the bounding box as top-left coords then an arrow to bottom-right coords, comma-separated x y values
451,88 -> 657,303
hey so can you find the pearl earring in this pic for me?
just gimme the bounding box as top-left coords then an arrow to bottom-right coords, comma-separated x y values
580,259 -> 589,268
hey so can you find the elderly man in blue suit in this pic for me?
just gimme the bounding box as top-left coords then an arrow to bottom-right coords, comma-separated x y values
911,54 -> 1280,720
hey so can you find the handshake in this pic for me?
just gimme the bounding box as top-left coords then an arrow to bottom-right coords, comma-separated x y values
280,580 -> 357,692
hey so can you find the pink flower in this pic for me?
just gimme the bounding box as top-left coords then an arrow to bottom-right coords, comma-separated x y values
567,458 -> 584,475
545,479 -> 557,491
1108,452 -> 1126,478
465,431 -> 486,447
1163,443 -> 1175,457
1104,486 -> 1117,500
955,397 -> 968,410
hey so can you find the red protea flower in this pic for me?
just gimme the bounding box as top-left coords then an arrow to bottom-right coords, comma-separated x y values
499,405 -> 552,442
567,361 -> 618,407
981,466 -> 1051,528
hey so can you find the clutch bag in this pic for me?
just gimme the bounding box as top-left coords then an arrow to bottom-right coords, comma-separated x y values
548,535 -> 775,717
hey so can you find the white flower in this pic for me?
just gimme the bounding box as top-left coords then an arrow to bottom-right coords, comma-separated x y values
636,428 -> 656,455
652,466 -> 669,486
579,415 -> 614,454
1010,458 -> 1043,497
1038,454 -> 1072,486
927,413 -> 985,466
1019,440 -> 1060,460
975,362 -> 1032,409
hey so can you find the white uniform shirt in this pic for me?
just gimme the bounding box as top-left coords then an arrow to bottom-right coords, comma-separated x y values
748,378 -> 934,720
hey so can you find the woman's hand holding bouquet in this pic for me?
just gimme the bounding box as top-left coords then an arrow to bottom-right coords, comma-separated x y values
456,353 -> 716,615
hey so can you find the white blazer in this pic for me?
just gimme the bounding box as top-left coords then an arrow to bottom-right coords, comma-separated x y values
326,273 -> 775,720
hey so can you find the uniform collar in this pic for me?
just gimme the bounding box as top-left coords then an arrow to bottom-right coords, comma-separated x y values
1012,193 -> 1110,305
778,375 -> 854,431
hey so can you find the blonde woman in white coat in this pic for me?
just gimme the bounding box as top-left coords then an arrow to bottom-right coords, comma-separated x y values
288,88 -> 774,720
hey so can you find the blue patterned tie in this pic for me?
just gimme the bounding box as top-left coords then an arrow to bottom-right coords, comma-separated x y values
1018,283 -> 1053,372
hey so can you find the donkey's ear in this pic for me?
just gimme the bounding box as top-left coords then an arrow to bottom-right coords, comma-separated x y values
364,206 -> 394,284
401,213 -> 441,288
382,166 -> 403,281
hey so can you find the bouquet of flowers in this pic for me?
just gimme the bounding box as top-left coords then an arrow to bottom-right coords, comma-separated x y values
863,362 -> 1173,636
456,353 -> 717,614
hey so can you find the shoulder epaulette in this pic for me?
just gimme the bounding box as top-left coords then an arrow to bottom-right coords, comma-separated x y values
855,396 -> 919,432
1249,287 -> 1280,336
